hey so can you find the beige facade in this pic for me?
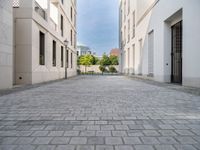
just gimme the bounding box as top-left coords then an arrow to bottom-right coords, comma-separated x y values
13,0 -> 77,85
120,0 -> 200,88
0,1 -> 13,89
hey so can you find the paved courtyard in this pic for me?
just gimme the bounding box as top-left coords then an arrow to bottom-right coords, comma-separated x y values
0,76 -> 200,150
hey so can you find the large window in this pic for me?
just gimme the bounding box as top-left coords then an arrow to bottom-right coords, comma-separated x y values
61,15 -> 63,36
52,40 -> 56,66
39,31 -> 45,65
61,46 -> 64,67
128,19 -> 130,42
61,0 -> 64,4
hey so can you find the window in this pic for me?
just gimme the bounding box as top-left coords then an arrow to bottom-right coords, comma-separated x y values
66,50 -> 69,68
71,7 -> 73,21
61,0 -> 64,4
128,0 -> 130,15
74,34 -> 76,48
13,0 -> 20,8
128,19 -> 130,42
52,40 -> 56,66
39,31 -> 45,65
71,52 -> 73,68
61,46 -> 64,67
124,1 -> 126,21
61,15 -> 63,36
132,11 -> 135,38
71,30 -> 73,46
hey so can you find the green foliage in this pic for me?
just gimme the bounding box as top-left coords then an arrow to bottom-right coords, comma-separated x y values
79,54 -> 93,66
109,66 -> 117,73
110,55 -> 119,65
100,53 -> 111,66
99,65 -> 106,74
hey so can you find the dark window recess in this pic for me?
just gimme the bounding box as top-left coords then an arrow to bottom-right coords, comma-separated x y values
66,50 -> 69,68
61,46 -> 64,67
71,52 -> 73,68
71,30 -> 73,46
61,0 -> 64,4
71,7 -> 73,21
61,15 -> 63,36
53,40 -> 56,66
39,31 -> 45,65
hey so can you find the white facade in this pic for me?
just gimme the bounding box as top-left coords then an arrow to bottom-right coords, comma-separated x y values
120,0 -> 200,88
13,0 -> 77,85
0,1 -> 13,89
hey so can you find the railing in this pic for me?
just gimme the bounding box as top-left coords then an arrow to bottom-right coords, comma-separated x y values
34,1 -> 46,20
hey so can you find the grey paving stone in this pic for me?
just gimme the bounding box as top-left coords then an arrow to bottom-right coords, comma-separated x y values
0,137 -> 18,145
112,131 -> 127,136
174,145 -> 198,150
134,145 -> 154,150
175,137 -> 198,144
15,145 -> 36,150
31,131 -> 49,137
123,137 -> 142,144
105,137 -> 123,145
76,145 -> 94,150
154,145 -> 176,150
140,137 -> 160,144
87,137 -> 104,144
96,131 -> 112,136
175,130 -> 195,136
115,145 -> 134,150
158,137 -> 178,144
35,145 -> 56,150
0,145 -> 18,150
96,145 -> 114,150
69,137 -> 87,144
64,131 -> 79,136
55,145 -> 75,150
158,130 -> 177,136
101,125 -> 114,131
142,130 -> 160,136
51,137 -> 70,144
48,131 -> 64,136
32,137 -> 53,145
80,131 -> 95,137
14,137 -> 35,144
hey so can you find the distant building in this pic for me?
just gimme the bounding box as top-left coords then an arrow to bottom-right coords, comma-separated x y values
110,48 -> 120,57
77,45 -> 93,56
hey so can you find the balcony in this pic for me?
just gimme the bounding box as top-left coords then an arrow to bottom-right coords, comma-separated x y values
35,1 -> 47,20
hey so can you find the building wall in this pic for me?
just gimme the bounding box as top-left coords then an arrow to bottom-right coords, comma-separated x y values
120,0 -> 200,88
0,1 -> 13,89
14,0 -> 77,85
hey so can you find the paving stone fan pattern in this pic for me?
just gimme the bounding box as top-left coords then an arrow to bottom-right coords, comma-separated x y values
0,76 -> 200,150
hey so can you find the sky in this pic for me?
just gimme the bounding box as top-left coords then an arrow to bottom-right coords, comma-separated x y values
77,0 -> 119,56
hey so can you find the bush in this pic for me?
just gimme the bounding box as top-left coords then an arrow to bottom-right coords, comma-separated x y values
99,65 -> 106,74
109,66 -> 117,73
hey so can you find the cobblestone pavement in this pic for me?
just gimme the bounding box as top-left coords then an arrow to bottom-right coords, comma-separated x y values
0,76 -> 200,150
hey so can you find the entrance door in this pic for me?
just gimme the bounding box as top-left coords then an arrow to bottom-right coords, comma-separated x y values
171,21 -> 182,84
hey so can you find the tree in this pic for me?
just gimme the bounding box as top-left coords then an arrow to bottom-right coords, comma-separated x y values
100,53 -> 111,66
79,54 -> 93,72
99,65 -> 106,75
109,66 -> 117,74
110,55 -> 119,65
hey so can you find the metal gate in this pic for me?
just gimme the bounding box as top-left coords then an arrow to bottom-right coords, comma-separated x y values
171,21 -> 182,84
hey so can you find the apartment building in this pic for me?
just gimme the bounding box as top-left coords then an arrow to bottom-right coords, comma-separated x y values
0,1 -> 13,89
13,0 -> 77,85
119,0 -> 200,88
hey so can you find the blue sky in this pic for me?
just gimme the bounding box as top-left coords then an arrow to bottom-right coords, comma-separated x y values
77,0 -> 119,56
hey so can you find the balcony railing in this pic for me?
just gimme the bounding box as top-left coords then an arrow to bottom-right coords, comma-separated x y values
35,1 -> 46,20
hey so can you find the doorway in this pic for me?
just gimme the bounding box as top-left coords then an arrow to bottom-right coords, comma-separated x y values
171,21 -> 182,84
